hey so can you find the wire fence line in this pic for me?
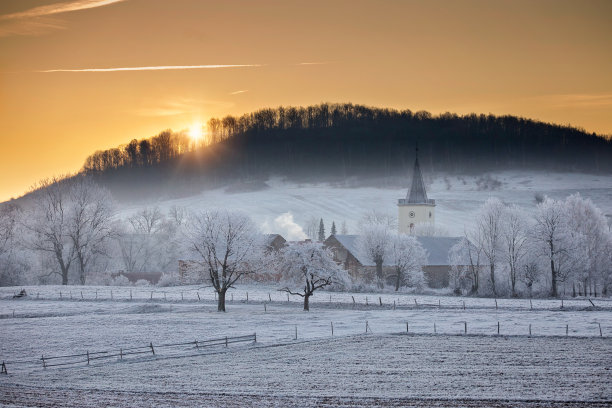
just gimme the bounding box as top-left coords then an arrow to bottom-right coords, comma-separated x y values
1,334 -> 256,375
3,287 -> 611,314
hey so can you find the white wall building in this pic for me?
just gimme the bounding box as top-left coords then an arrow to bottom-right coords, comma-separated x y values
398,148 -> 435,234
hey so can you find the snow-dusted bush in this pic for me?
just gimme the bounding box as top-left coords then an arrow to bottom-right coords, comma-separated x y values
157,273 -> 181,287
134,279 -> 150,287
112,274 -> 132,286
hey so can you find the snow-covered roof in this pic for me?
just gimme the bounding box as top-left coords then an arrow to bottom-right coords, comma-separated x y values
330,234 -> 462,267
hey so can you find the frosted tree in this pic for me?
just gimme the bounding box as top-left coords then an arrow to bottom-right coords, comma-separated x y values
356,216 -> 392,288
448,240 -> 469,295
276,242 -> 350,311
564,194 -> 609,296
0,203 -> 23,285
318,218 -> 325,241
67,177 -> 115,285
502,205 -> 528,297
305,216 -> 319,241
340,220 -> 348,234
389,234 -> 427,291
185,210 -> 265,312
475,198 -> 505,296
531,198 -> 575,297
452,231 -> 483,294
331,221 -> 337,236
23,178 -> 75,285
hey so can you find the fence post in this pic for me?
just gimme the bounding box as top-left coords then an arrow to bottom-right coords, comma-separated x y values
195,340 -> 199,350
1,361 -> 7,375
434,322 -> 436,334
599,323 -> 603,337
150,291 -> 153,300
150,342 -> 155,355
530,299 -> 532,310
264,303 -> 267,312
561,299 -> 563,309
87,350 -> 90,365
365,321 -> 369,333
269,293 -> 272,302
254,333 -> 257,343
95,290 -> 98,300
225,336 -> 228,347
197,292 -> 200,301
331,322 -> 334,336
111,290 -> 113,300
393,300 -> 396,310
120,348 -> 123,360
37,292 -> 40,299
497,321 -> 500,335
463,300 -> 465,310
287,294 -> 289,303
352,296 -> 355,306
181,292 -> 184,301
60,291 -> 62,299
365,297 -> 368,306
529,324 -> 532,337
495,299 -> 497,309
42,355 -> 46,369
414,299 -> 418,308
379,297 -> 382,306
295,325 -> 297,340
406,322 -> 409,333
438,299 -> 441,308
130,289 -> 132,300
246,292 -> 249,303
464,321 -> 467,334
566,324 -> 568,336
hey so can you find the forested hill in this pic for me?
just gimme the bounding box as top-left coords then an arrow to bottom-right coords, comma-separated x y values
68,103 -> 612,200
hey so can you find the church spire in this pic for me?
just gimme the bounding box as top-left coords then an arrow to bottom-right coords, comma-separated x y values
406,145 -> 428,204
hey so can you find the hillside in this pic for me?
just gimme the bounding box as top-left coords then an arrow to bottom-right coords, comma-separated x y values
77,103 -> 612,201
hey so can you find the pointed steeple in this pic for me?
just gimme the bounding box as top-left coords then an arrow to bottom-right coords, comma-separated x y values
406,145 -> 428,203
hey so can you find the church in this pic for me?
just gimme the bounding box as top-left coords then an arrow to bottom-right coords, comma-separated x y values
324,148 -> 463,288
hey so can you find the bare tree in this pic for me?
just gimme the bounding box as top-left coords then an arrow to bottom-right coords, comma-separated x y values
67,177 -> 115,285
502,205 -> 528,297
356,221 -> 391,288
23,178 -> 75,285
276,242 -> 349,311
186,210 -> 264,311
304,216 -> 319,241
389,234 -> 427,291
129,207 -> 165,235
476,198 -> 505,296
531,198 -> 574,297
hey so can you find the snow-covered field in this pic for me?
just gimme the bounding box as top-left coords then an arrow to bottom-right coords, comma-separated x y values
116,172 -> 612,239
1,285 -> 611,406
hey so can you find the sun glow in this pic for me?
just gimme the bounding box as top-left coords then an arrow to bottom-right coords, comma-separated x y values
188,122 -> 203,142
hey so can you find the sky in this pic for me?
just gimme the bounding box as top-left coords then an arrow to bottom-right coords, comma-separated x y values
0,0 -> 611,202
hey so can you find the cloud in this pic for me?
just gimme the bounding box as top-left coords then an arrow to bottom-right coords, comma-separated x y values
0,0 -> 127,36
295,62 -> 332,66
229,90 -> 249,95
0,0 -> 127,20
134,98 -> 234,117
261,212 -> 307,241
541,93 -> 612,108
35,64 -> 263,73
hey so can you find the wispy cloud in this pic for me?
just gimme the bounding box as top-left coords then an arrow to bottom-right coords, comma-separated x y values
540,93 -> 612,108
134,98 -> 234,117
295,62 -> 332,66
35,64 -> 263,73
0,0 -> 127,37
0,0 -> 126,20
229,90 -> 249,95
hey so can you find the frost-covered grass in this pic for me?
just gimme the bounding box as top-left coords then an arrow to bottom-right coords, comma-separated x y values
1,284 -> 611,406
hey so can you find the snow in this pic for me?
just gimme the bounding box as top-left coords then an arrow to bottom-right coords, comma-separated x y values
1,284 -> 611,405
113,172 -> 612,238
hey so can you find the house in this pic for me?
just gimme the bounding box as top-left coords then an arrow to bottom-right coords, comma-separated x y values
324,234 -> 463,288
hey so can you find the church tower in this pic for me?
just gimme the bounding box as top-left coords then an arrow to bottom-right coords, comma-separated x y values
398,147 -> 435,234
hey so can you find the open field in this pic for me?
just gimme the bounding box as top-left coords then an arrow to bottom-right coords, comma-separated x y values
1,285 -> 611,406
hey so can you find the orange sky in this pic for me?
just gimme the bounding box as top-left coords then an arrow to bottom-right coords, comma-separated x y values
1,0 -> 611,202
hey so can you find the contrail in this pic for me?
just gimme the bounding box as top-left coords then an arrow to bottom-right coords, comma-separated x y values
1,0 -> 127,20
229,90 -> 249,95
36,64 -> 263,73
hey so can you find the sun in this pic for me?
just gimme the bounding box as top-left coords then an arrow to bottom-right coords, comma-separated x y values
188,122 -> 203,141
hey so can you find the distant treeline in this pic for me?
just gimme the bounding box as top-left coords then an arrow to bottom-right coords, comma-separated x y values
79,103 -> 611,199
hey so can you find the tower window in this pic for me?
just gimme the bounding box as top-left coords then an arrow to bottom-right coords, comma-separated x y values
429,211 -> 432,218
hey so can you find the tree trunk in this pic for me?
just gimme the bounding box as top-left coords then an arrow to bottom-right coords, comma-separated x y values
490,263 -> 497,296
376,261 -> 384,289
217,289 -> 226,312
550,257 -> 557,297
510,266 -> 517,297
394,267 -> 401,291
62,271 -> 68,285
303,294 -> 310,311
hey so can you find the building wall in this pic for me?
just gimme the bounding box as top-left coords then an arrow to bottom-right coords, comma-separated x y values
398,204 -> 435,234
423,265 -> 450,288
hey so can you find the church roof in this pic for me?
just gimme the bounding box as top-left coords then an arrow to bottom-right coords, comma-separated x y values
328,234 -> 463,267
407,153 -> 428,204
